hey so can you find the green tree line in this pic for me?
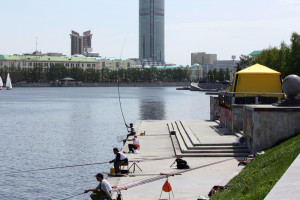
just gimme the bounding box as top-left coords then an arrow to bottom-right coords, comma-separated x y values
237,32 -> 300,77
207,68 -> 230,82
0,65 -> 190,83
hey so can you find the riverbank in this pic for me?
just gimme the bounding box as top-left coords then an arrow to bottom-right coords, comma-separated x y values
108,120 -> 244,200
12,81 -> 191,87
211,133 -> 300,200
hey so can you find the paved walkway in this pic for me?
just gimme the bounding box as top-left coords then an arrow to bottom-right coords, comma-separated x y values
264,154 -> 300,200
183,120 -> 238,144
108,120 -> 243,200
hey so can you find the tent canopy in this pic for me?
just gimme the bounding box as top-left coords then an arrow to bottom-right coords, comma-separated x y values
236,64 -> 281,75
232,64 -> 283,97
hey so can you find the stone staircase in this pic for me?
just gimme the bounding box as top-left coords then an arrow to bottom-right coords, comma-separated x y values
168,121 -> 249,157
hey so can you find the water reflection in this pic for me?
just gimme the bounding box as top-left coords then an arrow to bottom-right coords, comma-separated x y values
139,99 -> 166,120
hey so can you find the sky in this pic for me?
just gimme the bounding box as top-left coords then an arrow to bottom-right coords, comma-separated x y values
1,0 -> 300,66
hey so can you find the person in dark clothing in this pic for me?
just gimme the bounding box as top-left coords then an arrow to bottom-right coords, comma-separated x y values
125,123 -> 136,138
109,147 -> 128,175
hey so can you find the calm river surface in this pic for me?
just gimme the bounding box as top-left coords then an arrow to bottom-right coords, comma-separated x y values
0,87 -> 209,200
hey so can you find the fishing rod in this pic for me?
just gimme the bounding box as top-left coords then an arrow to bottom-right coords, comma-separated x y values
4,161 -> 109,176
117,34 -> 131,135
113,158 -> 234,192
3,156 -> 178,176
58,192 -> 84,200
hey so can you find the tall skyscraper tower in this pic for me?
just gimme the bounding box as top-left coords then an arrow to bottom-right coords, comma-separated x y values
70,30 -> 93,55
139,0 -> 165,64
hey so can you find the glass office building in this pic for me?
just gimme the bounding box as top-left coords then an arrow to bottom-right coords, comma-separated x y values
139,0 -> 165,63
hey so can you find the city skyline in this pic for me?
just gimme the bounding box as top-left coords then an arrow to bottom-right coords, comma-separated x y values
1,0 -> 300,66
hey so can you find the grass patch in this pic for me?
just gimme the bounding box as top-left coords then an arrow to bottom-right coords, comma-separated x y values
211,133 -> 300,200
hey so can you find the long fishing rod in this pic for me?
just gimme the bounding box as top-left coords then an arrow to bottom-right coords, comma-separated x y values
59,192 -> 84,200
117,34 -> 130,133
3,156 -> 178,176
113,158 -> 234,192
4,161 -> 109,176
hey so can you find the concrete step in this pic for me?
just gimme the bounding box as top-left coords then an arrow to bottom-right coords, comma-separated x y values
168,123 -> 250,158
187,146 -> 248,150
175,153 -> 250,157
175,121 -> 194,149
179,121 -> 201,145
182,149 -> 250,153
168,123 -> 188,152
194,143 -> 241,146
170,134 -> 185,156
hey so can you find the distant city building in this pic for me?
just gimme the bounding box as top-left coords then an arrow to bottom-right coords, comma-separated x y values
23,51 -> 65,57
249,50 -> 262,58
45,52 -> 65,57
139,0 -> 165,65
92,57 -> 137,70
191,52 -> 217,65
0,55 -> 99,69
0,54 -> 140,71
213,60 -> 237,71
130,57 -> 176,68
70,30 -> 93,55
143,65 -> 184,69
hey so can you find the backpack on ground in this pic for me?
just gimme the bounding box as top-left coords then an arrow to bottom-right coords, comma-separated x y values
175,158 -> 189,169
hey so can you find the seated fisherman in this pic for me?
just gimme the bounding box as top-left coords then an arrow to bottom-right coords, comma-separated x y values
125,123 -> 136,138
109,147 -> 128,175
84,173 -> 112,200
126,135 -> 140,152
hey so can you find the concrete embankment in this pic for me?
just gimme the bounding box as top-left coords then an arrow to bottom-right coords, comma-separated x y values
12,81 -> 191,87
108,120 -> 245,200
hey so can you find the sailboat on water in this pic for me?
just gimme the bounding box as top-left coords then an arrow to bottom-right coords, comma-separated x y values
0,76 -> 3,90
6,73 -> 12,90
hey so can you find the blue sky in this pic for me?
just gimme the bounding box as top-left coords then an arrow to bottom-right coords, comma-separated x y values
1,0 -> 300,65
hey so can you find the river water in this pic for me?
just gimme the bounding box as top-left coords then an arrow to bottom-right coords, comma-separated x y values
0,87 -> 209,200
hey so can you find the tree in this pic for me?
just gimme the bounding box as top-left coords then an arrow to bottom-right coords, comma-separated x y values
237,54 -> 253,71
288,32 -> 300,76
225,68 -> 230,81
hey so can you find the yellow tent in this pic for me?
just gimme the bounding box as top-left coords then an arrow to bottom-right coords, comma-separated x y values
232,64 -> 283,97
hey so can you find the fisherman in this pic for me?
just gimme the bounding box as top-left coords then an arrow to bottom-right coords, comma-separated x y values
84,173 -> 112,200
125,123 -> 136,138
109,147 -> 128,175
126,135 -> 140,153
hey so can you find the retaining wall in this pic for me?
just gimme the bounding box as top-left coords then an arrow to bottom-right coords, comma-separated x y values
243,105 -> 300,153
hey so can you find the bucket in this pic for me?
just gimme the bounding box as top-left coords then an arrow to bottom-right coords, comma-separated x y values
110,168 -> 115,175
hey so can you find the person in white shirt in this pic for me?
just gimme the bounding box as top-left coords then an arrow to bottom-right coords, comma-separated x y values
84,173 -> 112,200
126,136 -> 140,152
109,147 -> 128,175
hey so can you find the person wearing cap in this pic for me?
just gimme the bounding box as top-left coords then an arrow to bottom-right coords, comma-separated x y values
84,173 -> 112,200
125,123 -> 136,138
126,135 -> 140,152
109,147 -> 128,175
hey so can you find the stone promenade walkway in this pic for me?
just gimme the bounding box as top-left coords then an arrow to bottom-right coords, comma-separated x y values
108,120 -> 244,200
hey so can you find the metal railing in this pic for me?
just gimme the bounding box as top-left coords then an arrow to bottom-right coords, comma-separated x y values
218,92 -> 285,109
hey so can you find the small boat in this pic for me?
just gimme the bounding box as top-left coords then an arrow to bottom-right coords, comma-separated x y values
6,73 -> 12,90
0,76 -> 3,90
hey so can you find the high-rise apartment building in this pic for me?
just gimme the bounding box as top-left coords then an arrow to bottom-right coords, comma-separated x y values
139,0 -> 165,64
70,30 -> 93,55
